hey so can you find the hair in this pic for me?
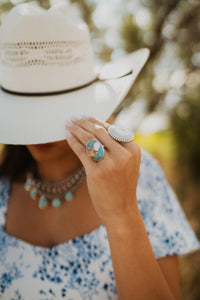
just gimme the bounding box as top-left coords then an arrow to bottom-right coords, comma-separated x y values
0,145 -> 35,182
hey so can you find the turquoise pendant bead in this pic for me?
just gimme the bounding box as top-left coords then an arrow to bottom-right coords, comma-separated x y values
30,188 -> 37,199
65,191 -> 73,201
39,196 -> 47,209
52,198 -> 61,208
24,180 -> 31,191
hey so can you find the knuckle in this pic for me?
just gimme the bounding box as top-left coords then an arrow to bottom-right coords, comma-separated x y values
121,152 -> 132,166
129,143 -> 141,162
77,118 -> 85,126
133,142 -> 141,155
89,117 -> 97,123
69,124 -> 78,134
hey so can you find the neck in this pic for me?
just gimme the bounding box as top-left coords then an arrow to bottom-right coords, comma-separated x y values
37,151 -> 82,182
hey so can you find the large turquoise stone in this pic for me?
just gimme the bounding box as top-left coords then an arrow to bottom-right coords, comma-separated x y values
52,198 -> 61,208
39,196 -> 47,209
65,191 -> 73,201
86,139 -> 104,161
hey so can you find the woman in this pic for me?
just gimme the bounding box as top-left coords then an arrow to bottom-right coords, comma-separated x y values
0,3 -> 199,300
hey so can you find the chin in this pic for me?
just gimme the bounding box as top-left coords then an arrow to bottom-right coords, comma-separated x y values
26,140 -> 69,162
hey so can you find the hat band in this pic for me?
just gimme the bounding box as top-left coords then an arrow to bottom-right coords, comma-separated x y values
0,76 -> 98,97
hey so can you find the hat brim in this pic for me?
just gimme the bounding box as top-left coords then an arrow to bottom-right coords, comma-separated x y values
0,48 -> 149,145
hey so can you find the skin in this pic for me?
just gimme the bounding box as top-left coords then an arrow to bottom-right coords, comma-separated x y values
5,116 -> 182,300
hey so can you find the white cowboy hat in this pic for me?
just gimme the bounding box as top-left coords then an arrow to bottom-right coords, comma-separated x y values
0,2 -> 149,145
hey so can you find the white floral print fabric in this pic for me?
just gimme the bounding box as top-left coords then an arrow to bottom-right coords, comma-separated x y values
0,149 -> 199,299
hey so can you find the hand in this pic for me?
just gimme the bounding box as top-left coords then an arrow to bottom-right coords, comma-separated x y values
65,117 -> 141,225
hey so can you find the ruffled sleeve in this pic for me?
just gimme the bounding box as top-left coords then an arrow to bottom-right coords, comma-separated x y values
137,149 -> 200,259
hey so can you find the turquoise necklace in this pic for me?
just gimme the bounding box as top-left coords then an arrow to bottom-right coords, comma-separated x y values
24,166 -> 85,209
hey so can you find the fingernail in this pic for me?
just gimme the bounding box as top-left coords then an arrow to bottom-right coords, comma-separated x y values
66,130 -> 72,139
71,116 -> 80,122
82,115 -> 91,120
66,120 -> 74,127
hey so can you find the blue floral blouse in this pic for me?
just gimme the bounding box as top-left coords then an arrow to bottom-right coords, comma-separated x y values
0,150 -> 199,300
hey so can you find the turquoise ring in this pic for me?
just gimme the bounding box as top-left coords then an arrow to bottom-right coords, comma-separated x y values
86,139 -> 104,162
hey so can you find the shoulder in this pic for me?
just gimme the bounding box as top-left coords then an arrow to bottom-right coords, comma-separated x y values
137,149 -> 200,258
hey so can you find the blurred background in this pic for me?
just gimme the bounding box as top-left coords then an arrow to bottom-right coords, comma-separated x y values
0,0 -> 200,298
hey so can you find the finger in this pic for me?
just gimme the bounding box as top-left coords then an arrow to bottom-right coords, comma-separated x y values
77,117 -> 135,152
87,117 -> 110,130
66,121 -> 93,146
69,118 -> 123,153
65,131 -> 95,168
66,121 -> 106,150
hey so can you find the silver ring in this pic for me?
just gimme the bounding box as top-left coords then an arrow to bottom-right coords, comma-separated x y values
108,125 -> 134,142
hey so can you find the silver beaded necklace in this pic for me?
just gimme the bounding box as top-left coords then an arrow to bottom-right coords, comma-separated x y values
24,166 -> 86,209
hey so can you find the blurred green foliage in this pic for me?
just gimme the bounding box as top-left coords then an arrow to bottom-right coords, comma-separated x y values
0,0 -> 50,12
120,1 -> 200,181
135,130 -> 175,162
171,83 -> 200,180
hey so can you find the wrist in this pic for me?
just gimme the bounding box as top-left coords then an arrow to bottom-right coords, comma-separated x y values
104,204 -> 142,234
